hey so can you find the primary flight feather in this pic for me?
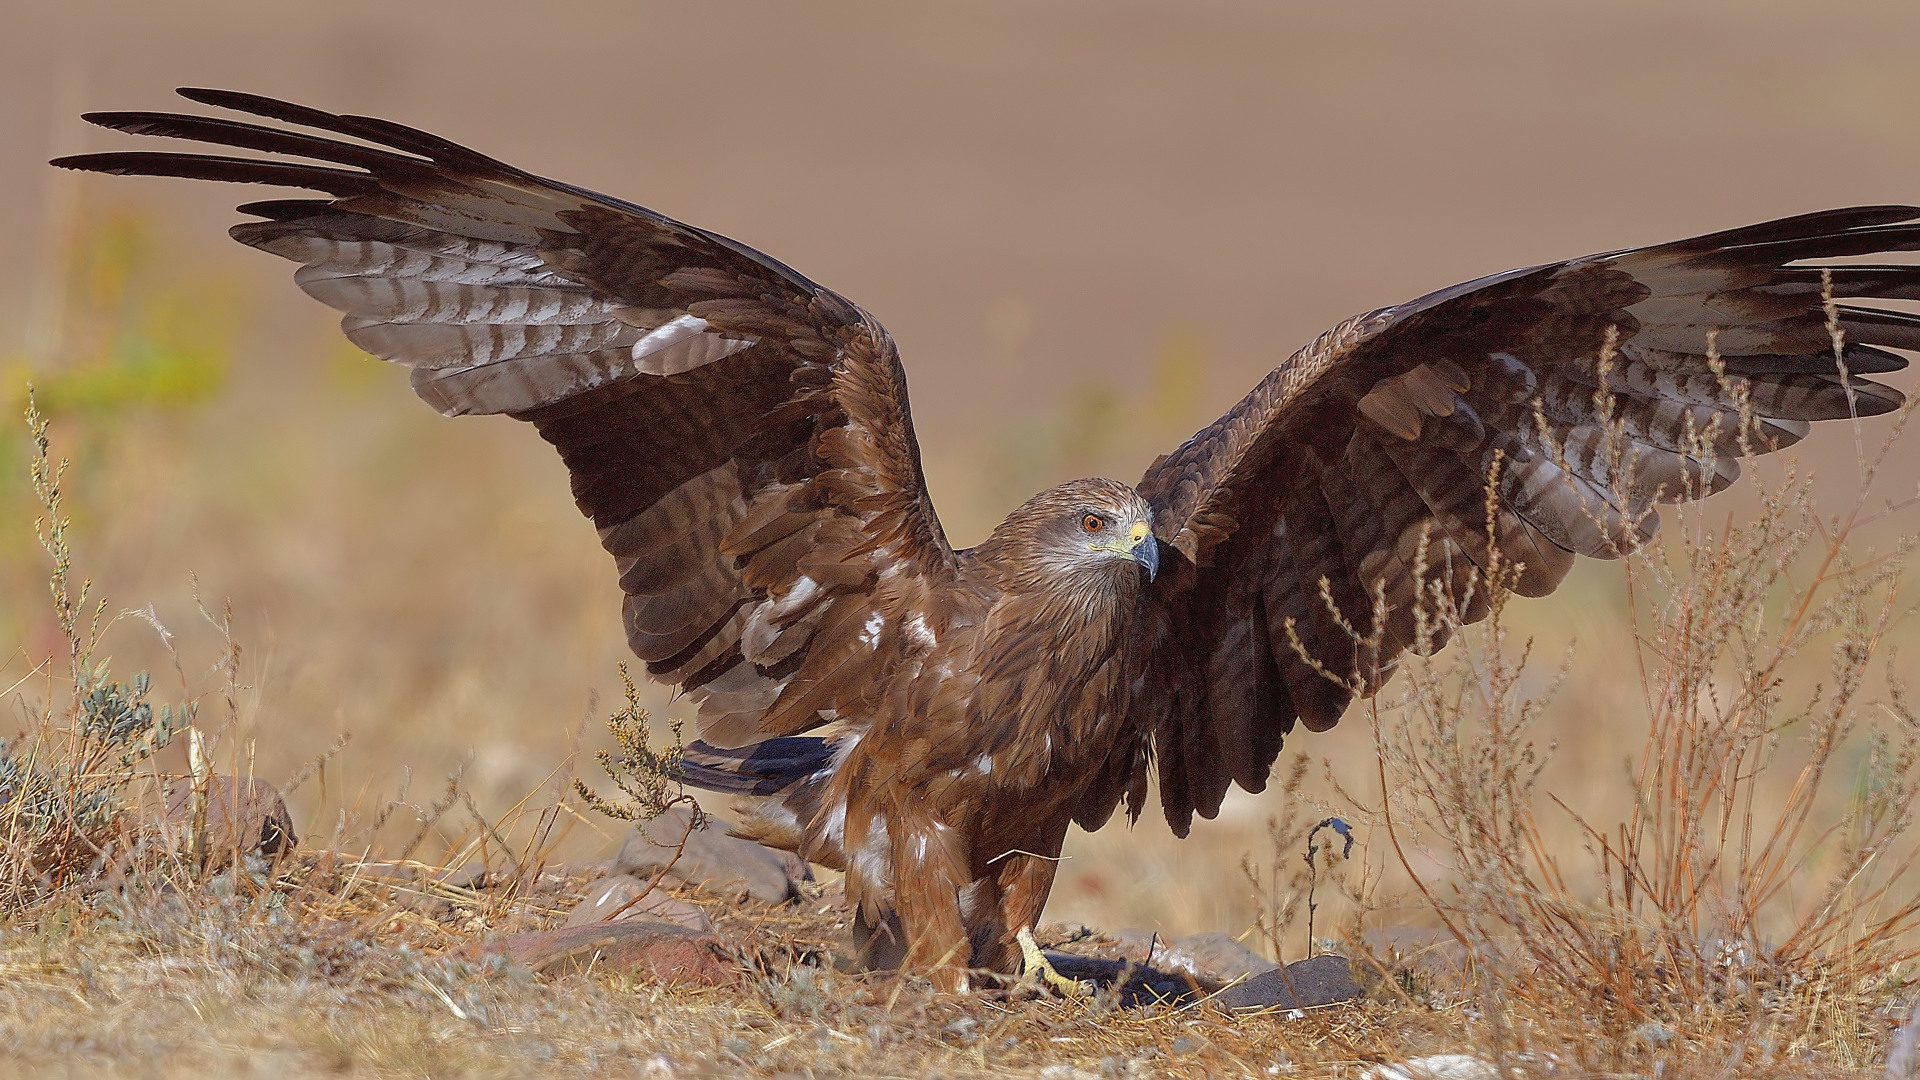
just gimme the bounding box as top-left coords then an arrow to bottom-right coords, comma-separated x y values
54,89 -> 1911,990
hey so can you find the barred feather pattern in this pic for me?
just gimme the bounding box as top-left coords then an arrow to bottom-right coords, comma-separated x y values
1137,208 -> 1914,834
53,90 -> 958,780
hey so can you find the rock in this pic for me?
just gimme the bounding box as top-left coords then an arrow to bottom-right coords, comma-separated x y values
474,918 -> 737,985
1212,953 -> 1361,1012
770,847 -> 811,886
1107,929 -> 1279,986
613,807 -> 807,905
1889,997 -> 1920,1080
1175,932 -> 1280,984
1360,1055 -> 1500,1080
563,874 -> 713,931
165,776 -> 296,867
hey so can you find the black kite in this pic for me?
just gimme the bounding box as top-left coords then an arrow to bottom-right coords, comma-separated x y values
54,90 -> 1912,990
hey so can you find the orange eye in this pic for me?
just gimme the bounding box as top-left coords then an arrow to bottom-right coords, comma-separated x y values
1081,513 -> 1104,533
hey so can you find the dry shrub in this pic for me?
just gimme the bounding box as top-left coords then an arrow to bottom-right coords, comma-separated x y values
0,392 -> 189,902
1357,321 -> 1920,1070
571,661 -> 691,827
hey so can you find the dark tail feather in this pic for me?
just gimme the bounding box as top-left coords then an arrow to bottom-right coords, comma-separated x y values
681,737 -> 835,796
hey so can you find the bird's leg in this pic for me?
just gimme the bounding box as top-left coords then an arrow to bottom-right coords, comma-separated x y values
991,829 -> 1092,996
1016,925 -> 1091,998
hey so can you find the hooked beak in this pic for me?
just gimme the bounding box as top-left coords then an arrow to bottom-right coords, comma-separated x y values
1130,530 -> 1160,582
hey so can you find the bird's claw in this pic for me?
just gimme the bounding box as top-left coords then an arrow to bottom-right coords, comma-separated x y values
1017,926 -> 1092,998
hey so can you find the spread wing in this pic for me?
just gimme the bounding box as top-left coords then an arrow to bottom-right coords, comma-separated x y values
1134,207 -> 1916,833
54,89 -> 956,748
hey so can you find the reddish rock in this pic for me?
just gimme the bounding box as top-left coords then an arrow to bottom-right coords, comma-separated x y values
165,776 -> 297,868
473,918 -> 737,985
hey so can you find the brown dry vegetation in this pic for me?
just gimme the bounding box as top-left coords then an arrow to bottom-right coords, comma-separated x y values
6,347 -> 1919,1080
7,3 -> 1920,1076
4,210 -> 1919,1080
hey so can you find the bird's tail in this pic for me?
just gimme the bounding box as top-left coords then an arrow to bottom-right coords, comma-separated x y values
681,736 -> 847,871
679,737 -> 836,795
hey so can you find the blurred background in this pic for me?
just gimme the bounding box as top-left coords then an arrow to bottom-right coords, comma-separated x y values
4,0 -> 1919,951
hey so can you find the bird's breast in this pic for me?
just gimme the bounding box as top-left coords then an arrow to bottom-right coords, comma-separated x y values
931,595 -> 1136,791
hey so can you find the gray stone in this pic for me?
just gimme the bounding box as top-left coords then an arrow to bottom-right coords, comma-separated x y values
771,847 -> 811,885
1171,932 -> 1279,984
613,807 -> 806,905
1889,997 -> 1920,1080
564,874 -> 713,931
1212,952 -> 1361,1011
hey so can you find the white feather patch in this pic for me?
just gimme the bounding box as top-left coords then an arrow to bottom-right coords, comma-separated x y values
853,812 -> 891,886
631,314 -> 755,375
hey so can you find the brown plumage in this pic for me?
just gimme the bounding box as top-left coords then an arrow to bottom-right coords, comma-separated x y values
54,90 -> 1914,989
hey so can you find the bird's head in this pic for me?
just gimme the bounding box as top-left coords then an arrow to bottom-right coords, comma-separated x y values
974,477 -> 1159,594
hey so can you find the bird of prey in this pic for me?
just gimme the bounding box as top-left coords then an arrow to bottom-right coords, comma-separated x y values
56,89 -> 1912,991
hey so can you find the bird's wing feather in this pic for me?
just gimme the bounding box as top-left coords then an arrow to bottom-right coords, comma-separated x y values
1134,206 -> 1916,833
55,89 -> 956,747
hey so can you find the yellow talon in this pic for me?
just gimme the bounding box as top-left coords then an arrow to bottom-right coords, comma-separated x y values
1017,926 -> 1091,998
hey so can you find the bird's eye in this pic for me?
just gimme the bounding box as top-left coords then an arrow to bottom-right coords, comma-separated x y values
1082,513 -> 1104,533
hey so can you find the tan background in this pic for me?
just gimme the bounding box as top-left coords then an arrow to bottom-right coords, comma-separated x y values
3,0 -> 1917,944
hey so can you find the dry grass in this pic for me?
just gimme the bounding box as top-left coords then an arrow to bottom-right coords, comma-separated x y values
2,212 -> 1918,1078
1332,325 -> 1920,1074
